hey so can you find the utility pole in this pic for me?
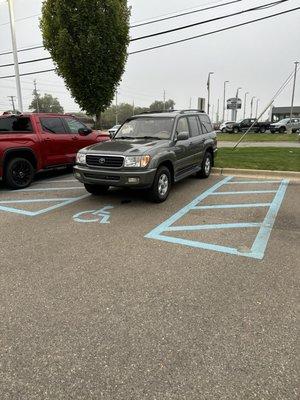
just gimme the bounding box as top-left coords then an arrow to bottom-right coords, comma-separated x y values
211,104 -> 215,124
250,96 -> 256,118
216,99 -> 220,123
115,91 -> 118,125
222,80 -> 229,122
233,87 -> 241,121
207,72 -> 214,115
7,95 -> 16,112
163,90 -> 166,111
255,98 -> 260,119
7,0 -> 23,112
33,80 -> 40,113
243,92 -> 249,119
290,61 -> 299,124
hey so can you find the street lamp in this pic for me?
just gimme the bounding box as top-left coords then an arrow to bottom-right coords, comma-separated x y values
243,92 -> 249,119
255,98 -> 260,119
222,80 -> 229,122
290,61 -> 299,124
207,72 -> 214,116
250,96 -> 256,118
234,87 -> 242,121
6,0 -> 23,112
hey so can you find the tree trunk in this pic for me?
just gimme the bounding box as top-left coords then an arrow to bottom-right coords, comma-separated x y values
95,112 -> 102,129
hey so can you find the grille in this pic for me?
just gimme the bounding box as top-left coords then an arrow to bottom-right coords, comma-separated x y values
86,155 -> 124,168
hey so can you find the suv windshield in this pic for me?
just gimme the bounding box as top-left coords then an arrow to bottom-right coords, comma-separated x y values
115,117 -> 174,140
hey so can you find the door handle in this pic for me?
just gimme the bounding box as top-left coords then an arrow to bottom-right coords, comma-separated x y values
72,136 -> 79,140
45,137 -> 52,141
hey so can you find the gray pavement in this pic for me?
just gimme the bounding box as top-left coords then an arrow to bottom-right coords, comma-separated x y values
218,141 -> 300,148
0,172 -> 299,399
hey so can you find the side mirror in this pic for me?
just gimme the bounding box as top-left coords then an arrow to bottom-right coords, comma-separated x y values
177,131 -> 189,141
78,127 -> 92,135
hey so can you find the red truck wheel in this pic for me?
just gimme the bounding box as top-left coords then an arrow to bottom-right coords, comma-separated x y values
5,157 -> 34,189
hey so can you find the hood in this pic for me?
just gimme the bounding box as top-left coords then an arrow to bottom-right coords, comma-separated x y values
82,138 -> 170,155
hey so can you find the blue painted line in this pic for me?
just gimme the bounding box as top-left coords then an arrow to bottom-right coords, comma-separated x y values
165,222 -> 261,232
211,190 -> 277,195
227,180 -> 280,185
250,179 -> 289,259
145,176 -> 233,238
0,194 -> 90,216
146,177 -> 289,260
193,203 -> 271,210
0,198 -> 72,204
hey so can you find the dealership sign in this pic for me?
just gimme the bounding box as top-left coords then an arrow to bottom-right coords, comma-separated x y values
227,98 -> 242,110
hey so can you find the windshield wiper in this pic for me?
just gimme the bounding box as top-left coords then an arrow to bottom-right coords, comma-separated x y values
115,136 -> 134,140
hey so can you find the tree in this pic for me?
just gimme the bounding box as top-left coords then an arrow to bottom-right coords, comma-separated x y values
149,99 -> 175,112
40,0 -> 130,125
29,93 -> 64,113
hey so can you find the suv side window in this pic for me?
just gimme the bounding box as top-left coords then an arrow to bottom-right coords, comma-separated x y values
40,117 -> 66,134
0,117 -> 32,133
64,117 -> 88,133
176,117 -> 190,136
188,116 -> 200,137
198,115 -> 213,134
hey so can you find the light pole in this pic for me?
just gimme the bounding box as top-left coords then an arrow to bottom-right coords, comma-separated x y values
222,80 -> 229,122
233,87 -> 241,121
290,61 -> 299,124
243,92 -> 249,119
255,98 -> 260,119
250,96 -> 256,118
207,72 -> 214,116
7,0 -> 23,112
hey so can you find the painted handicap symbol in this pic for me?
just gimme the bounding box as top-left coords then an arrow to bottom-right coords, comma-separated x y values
73,206 -> 114,224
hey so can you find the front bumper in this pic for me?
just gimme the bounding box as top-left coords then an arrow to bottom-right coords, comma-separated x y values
74,165 -> 157,188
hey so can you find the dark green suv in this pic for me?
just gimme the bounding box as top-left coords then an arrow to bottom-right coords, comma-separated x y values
74,110 -> 217,202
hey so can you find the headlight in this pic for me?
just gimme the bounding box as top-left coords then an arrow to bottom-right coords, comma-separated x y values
124,155 -> 151,168
76,152 -> 86,164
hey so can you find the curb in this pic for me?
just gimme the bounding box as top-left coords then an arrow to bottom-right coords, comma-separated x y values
212,167 -> 300,181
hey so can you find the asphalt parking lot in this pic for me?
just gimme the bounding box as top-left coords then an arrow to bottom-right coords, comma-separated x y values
0,172 -> 299,400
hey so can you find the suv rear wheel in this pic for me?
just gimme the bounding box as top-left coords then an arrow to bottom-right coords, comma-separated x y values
84,184 -> 109,195
260,126 -> 266,133
233,127 -> 239,134
197,152 -> 212,179
5,157 -> 34,189
148,166 -> 171,203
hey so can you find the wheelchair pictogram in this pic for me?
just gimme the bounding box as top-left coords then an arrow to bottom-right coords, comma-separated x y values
73,206 -> 114,224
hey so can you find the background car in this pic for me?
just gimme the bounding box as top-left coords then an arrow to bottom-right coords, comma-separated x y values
270,118 -> 300,133
219,121 -> 235,133
108,124 -> 121,137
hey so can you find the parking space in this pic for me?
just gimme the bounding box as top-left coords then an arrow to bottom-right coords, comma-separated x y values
0,173 -> 299,399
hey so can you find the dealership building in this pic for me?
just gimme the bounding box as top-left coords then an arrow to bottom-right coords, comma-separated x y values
271,106 -> 300,121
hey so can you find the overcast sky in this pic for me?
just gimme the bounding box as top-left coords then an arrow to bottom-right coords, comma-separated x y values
0,0 -> 299,120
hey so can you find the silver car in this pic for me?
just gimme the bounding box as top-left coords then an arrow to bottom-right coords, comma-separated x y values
270,118 -> 300,133
108,124 -> 121,137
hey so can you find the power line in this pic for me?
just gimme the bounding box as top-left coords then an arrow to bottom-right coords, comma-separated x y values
0,45 -> 45,57
129,6 -> 300,55
131,0 -> 289,42
131,0 -> 242,28
0,6 -> 299,79
0,0 -> 290,68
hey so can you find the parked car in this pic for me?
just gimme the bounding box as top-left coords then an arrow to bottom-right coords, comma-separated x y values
229,118 -> 271,133
108,124 -> 121,137
270,118 -> 300,133
219,121 -> 235,133
0,113 -> 110,189
74,110 -> 217,203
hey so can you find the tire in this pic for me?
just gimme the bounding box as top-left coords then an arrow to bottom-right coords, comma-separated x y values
279,126 -> 286,133
148,166 -> 171,203
5,157 -> 34,189
292,129 -> 296,133
233,127 -> 239,134
221,128 -> 227,133
84,183 -> 109,195
197,152 -> 212,179
260,126 -> 266,133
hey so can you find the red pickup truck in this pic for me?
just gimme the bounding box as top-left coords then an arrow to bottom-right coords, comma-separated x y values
0,113 -> 109,189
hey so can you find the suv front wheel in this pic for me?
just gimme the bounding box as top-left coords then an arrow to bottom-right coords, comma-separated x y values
148,166 -> 171,203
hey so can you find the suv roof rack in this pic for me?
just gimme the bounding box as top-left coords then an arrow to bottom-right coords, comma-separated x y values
179,109 -> 205,114
137,110 -> 177,115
